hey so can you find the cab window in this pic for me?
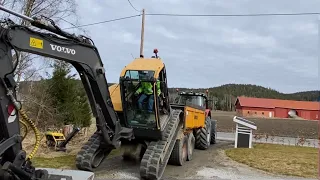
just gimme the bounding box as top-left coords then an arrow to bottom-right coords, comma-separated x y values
124,70 -> 154,80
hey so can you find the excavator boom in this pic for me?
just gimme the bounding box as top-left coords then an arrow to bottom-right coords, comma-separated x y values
0,6 -> 133,180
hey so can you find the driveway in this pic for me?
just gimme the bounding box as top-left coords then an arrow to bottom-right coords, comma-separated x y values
93,140 -> 316,180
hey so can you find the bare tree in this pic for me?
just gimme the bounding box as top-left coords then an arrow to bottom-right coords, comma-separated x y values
0,0 -> 90,130
19,71 -> 58,130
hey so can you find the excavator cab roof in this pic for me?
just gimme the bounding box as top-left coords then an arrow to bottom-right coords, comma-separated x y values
120,57 -> 164,79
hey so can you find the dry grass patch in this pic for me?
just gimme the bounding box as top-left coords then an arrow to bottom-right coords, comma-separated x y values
32,148 -> 121,169
225,143 -> 317,178
212,111 -> 318,139
33,155 -> 77,169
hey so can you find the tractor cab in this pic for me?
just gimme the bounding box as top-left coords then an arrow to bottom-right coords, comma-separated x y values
176,91 -> 209,109
118,50 -> 171,140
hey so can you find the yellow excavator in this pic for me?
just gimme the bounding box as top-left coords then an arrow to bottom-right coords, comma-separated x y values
108,49 -> 217,178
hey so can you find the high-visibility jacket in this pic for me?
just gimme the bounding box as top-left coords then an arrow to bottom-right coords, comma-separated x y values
136,80 -> 161,96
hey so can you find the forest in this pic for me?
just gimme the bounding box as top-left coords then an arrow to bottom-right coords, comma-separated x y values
20,81 -> 319,115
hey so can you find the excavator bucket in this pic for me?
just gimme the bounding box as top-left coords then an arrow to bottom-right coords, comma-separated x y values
36,168 -> 95,180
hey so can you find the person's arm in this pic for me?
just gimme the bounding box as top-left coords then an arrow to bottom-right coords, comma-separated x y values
156,80 -> 161,96
135,85 -> 143,95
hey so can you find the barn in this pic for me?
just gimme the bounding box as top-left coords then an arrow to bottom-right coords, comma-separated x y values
235,96 -> 320,120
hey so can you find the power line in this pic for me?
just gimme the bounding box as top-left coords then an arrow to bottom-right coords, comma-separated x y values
127,0 -> 141,12
60,17 -> 91,36
145,12 -> 320,17
62,11 -> 320,30
63,14 -> 141,30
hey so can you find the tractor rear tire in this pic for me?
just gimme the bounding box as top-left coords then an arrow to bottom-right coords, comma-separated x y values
187,133 -> 195,161
168,136 -> 188,166
210,119 -> 217,144
195,117 -> 211,150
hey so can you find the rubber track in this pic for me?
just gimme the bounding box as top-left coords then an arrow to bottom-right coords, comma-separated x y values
75,131 -> 101,171
140,110 -> 182,180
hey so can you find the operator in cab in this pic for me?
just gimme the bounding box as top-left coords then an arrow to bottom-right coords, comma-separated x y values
135,71 -> 161,113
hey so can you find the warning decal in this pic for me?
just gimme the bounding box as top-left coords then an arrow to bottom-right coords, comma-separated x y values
30,37 -> 43,49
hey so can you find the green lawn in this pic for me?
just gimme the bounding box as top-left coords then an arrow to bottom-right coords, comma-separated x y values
225,143 -> 318,178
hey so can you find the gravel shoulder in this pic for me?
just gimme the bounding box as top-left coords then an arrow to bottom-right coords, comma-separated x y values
93,140 -> 315,180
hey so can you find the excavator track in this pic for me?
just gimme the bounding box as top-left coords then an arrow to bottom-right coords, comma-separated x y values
75,131 -> 112,171
140,109 -> 182,180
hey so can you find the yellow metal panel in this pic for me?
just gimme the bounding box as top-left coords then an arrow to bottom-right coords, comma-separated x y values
184,106 -> 205,129
29,37 -> 43,49
109,84 -> 123,112
45,132 -> 64,137
120,58 -> 164,78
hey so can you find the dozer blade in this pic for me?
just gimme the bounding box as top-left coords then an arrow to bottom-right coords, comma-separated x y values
36,168 -> 95,180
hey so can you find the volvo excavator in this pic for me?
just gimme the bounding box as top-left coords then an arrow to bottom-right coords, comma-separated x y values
0,6 -> 216,180
0,6 -> 132,180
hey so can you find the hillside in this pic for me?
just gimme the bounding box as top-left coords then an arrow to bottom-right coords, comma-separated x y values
169,84 -> 319,102
20,81 -> 318,101
19,81 -> 318,111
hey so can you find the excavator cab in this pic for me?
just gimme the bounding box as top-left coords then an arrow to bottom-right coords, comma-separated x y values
122,70 -> 157,127
116,54 -> 171,141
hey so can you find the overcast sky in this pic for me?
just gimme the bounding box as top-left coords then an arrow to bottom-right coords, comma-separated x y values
6,0 -> 320,93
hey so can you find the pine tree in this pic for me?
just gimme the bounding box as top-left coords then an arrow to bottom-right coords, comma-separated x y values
48,61 -> 92,127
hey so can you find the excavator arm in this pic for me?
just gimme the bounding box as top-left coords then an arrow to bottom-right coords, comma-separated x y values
0,6 -> 133,180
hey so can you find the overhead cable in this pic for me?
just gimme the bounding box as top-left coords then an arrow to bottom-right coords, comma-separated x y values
62,12 -> 320,30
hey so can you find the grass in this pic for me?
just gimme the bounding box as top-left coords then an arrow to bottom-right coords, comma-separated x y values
32,148 -> 121,169
33,155 -> 77,169
225,143 -> 318,178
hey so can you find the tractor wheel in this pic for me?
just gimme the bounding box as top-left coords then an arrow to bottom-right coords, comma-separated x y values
186,133 -> 195,161
168,136 -> 188,166
210,119 -> 217,144
195,117 -> 211,150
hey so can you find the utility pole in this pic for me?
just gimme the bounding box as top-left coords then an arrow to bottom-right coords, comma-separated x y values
139,9 -> 145,57
317,15 -> 320,180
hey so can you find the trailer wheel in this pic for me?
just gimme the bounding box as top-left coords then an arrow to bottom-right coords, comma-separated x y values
187,133 -> 195,161
195,117 -> 211,150
168,136 -> 188,166
210,119 -> 217,144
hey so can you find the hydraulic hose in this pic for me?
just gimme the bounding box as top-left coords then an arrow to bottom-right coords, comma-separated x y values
19,119 -> 28,141
1,78 -> 40,160
18,109 -> 40,160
